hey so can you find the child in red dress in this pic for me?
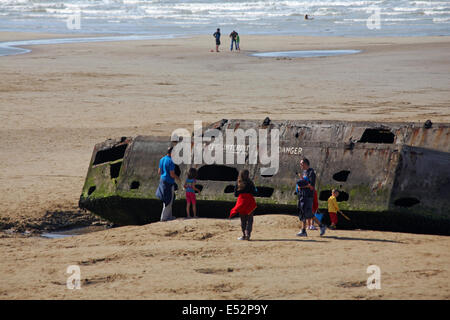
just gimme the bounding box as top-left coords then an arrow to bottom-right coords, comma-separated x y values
230,169 -> 258,240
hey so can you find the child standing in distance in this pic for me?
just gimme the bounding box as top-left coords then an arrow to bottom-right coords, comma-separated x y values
236,33 -> 240,51
184,168 -> 201,218
328,189 -> 342,229
230,169 -> 258,240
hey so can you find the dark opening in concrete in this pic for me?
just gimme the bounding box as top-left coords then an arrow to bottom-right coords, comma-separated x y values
255,186 -> 274,198
174,164 -> 181,177
224,185 -> 273,197
337,191 -> 349,202
93,144 -> 128,165
87,186 -> 96,196
110,162 -> 122,179
319,190 -> 349,202
424,120 -> 432,129
195,184 -> 203,193
130,181 -> 140,190
224,185 -> 235,193
394,197 -> 420,207
333,170 -> 351,182
197,165 -> 239,181
358,128 -> 395,144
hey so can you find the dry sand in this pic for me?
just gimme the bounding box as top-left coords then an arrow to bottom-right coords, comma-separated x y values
1,216 -> 449,300
0,32 -> 449,299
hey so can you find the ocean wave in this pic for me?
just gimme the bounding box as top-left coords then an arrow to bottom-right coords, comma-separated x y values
424,10 -> 450,15
0,0 -> 449,36
433,17 -> 450,22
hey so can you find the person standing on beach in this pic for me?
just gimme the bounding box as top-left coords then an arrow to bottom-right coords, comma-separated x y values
296,158 -> 326,237
184,168 -> 201,218
308,188 -> 319,230
230,169 -> 258,240
236,32 -> 240,51
213,28 -> 221,52
328,189 -> 342,229
229,30 -> 238,51
156,146 -> 181,221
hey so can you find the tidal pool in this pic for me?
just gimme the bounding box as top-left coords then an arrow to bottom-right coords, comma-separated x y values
251,49 -> 361,58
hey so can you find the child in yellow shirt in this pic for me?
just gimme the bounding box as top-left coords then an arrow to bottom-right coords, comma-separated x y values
328,189 -> 342,229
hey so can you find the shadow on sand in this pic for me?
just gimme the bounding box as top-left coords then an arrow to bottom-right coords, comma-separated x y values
251,238 -> 328,243
321,235 -> 402,244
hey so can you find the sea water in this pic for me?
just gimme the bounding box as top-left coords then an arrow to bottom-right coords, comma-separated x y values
251,49 -> 361,58
0,0 -> 449,37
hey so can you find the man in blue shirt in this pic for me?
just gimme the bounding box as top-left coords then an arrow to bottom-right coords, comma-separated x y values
156,147 -> 181,221
296,158 -> 326,237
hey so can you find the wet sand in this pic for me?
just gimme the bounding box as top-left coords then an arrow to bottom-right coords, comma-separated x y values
0,32 -> 449,299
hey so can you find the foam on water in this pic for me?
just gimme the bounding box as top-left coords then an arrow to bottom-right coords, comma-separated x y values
0,0 -> 448,36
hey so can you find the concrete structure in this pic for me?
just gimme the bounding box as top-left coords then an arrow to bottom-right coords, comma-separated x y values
79,119 -> 450,234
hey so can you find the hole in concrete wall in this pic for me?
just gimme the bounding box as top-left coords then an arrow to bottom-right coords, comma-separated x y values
224,184 -> 273,197
130,181 -> 140,190
319,190 -> 332,201
261,173 -> 274,178
87,186 -> 96,196
333,170 -> 351,182
195,184 -> 203,193
358,128 -> 395,144
110,162 -> 122,179
394,197 -> 420,207
197,165 -> 239,181
93,144 -> 128,165
224,185 -> 235,193
255,186 -> 274,198
319,190 -> 349,202
337,191 -> 349,202
174,164 -> 181,177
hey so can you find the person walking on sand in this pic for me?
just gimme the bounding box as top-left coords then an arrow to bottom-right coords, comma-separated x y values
313,189 -> 325,227
296,158 -> 326,237
229,30 -> 238,51
230,169 -> 258,240
156,146 -> 181,221
328,189 -> 342,229
308,188 -> 320,230
213,28 -> 221,52
184,168 -> 201,218
236,32 -> 240,51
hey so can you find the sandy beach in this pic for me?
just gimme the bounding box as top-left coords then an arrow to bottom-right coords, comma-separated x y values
1,216 -> 449,300
0,32 -> 449,299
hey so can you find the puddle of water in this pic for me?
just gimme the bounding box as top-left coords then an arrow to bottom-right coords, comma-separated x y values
251,49 -> 361,58
0,46 -> 30,56
41,225 -> 110,239
0,34 -> 181,57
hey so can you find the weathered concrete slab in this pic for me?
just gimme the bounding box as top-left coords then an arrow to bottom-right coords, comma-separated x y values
79,119 -> 450,234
